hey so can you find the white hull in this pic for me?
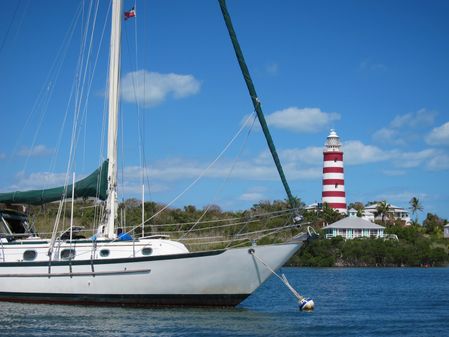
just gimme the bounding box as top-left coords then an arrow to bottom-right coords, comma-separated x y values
0,240 -> 303,306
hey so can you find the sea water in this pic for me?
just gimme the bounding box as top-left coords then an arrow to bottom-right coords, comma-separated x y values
0,268 -> 448,336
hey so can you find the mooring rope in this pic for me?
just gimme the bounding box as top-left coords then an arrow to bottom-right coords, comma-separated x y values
249,249 -> 314,311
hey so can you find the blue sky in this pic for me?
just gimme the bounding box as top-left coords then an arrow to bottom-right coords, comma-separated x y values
0,0 -> 448,220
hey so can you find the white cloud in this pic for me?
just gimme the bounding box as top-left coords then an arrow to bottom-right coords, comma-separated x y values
279,147 -> 322,165
279,139 -> 448,172
426,153 -> 449,171
372,128 -> 405,146
390,109 -> 436,129
375,191 -> 427,205
382,169 -> 406,176
266,107 -> 341,133
17,145 -> 55,157
239,187 -> 267,202
359,59 -> 387,71
265,63 -> 279,75
426,121 -> 449,146
123,154 -> 323,184
239,192 -> 265,202
343,141 -> 391,165
283,164 -> 322,180
120,183 -> 168,195
373,108 -> 437,146
10,171 -> 67,190
124,160 -> 279,181
121,70 -> 201,107
394,149 -> 436,169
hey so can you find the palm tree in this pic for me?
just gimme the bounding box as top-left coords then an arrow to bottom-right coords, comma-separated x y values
409,197 -> 423,222
376,200 -> 391,225
321,203 -> 343,225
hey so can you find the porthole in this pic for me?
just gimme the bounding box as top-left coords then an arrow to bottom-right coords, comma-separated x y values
61,249 -> 76,260
142,247 -> 153,256
23,250 -> 37,261
100,249 -> 110,257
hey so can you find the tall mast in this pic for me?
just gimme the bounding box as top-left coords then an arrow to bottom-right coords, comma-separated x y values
105,0 -> 122,238
218,0 -> 297,208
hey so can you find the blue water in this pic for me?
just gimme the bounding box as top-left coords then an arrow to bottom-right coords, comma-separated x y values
1,268 -> 448,336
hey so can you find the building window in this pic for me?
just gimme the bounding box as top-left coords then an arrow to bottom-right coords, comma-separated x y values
142,247 -> 153,256
23,250 -> 37,261
335,184 -> 338,188
61,249 -> 76,260
100,249 -> 110,257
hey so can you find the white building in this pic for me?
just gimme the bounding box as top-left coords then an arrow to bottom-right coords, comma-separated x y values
364,203 -> 411,225
348,208 -> 375,222
444,224 -> 449,239
323,217 -> 385,240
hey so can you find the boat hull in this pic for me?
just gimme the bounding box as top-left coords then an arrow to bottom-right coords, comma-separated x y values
0,242 -> 303,307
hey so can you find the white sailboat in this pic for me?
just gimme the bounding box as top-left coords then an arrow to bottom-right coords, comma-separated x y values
0,0 -> 308,307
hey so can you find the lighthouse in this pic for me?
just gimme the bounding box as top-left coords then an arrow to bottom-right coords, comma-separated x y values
322,129 -> 347,214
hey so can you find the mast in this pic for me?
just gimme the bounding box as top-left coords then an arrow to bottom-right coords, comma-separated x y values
105,0 -> 123,238
218,0 -> 297,208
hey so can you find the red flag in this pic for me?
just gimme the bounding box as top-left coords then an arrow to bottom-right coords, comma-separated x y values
124,7 -> 136,20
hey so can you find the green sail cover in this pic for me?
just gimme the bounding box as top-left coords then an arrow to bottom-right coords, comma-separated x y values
0,160 -> 108,205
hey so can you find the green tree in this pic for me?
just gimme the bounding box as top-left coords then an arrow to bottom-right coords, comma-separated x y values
423,213 -> 446,236
321,203 -> 344,224
409,197 -> 423,222
376,200 -> 391,225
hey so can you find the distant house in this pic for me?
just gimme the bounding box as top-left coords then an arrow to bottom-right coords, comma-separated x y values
304,203 -> 322,212
323,217 -> 385,240
364,203 -> 411,225
348,208 -> 375,222
444,224 -> 449,239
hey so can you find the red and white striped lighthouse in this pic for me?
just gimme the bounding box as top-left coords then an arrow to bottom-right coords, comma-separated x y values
322,129 -> 347,214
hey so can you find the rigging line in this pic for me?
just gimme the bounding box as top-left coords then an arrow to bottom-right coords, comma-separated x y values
9,3 -> 83,168
74,0 -> 100,170
219,0 -> 296,208
23,31 -> 75,176
139,112 -> 257,227
81,0 -> 101,171
141,1 -> 153,203
121,20 -> 134,202
63,0 -> 105,229
180,112 -> 257,239
114,203 -> 296,233
183,223 -> 299,246
49,13 -> 85,174
152,207 -> 296,227
11,0 -> 30,43
226,217 -> 251,249
78,0 -> 110,173
0,0 -> 21,57
123,14 -> 146,198
133,4 -> 145,190
49,1 -> 96,253
44,11 -> 82,172
97,3 -> 113,230
154,213 -> 290,235
73,0 -> 93,137
107,109 -> 258,243
132,4 -> 152,206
